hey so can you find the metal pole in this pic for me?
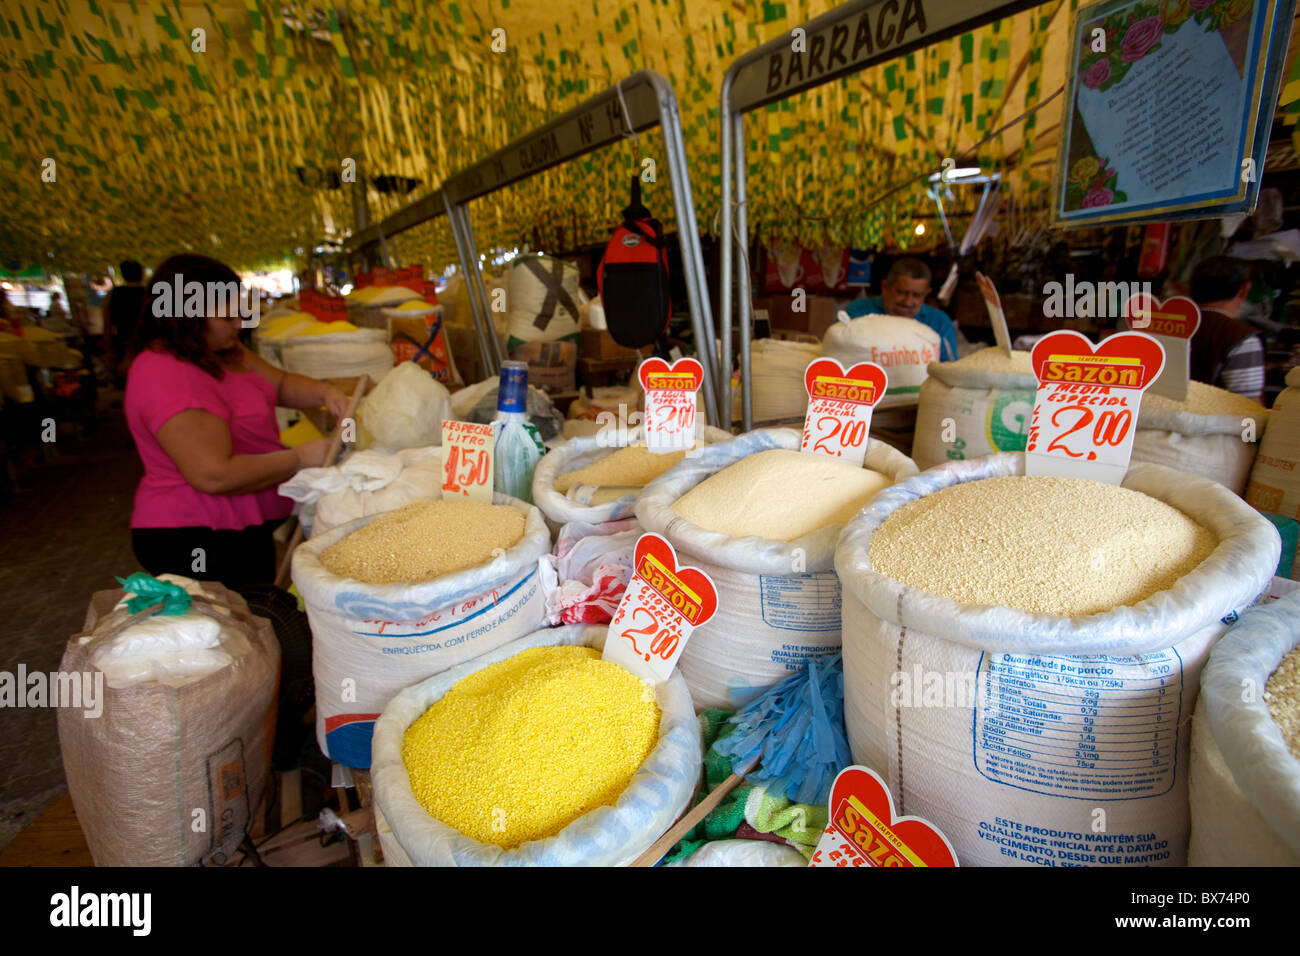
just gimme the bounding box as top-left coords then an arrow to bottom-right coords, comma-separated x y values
734,112 -> 753,433
718,70 -> 736,429
453,203 -> 505,371
647,74 -> 720,427
443,193 -> 498,378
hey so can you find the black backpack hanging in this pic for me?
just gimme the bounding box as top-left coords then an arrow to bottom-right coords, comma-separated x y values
597,178 -> 672,351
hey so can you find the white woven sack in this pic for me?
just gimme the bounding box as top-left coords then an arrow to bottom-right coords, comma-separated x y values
636,427 -> 918,710
751,339 -> 821,423
370,624 -> 700,866
1189,589 -> 1300,865
532,423 -> 734,531
505,255 -> 581,344
821,314 -> 940,405
835,452 -> 1279,867
1132,397 -> 1264,495
912,358 -> 1036,469
281,327 -> 395,381
291,494 -> 551,768
1247,371 -> 1300,518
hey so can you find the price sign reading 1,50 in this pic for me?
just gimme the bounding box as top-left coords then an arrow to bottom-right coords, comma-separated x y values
441,420 -> 496,502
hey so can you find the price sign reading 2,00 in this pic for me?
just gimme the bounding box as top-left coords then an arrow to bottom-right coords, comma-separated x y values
620,597 -> 681,662
813,415 -> 868,458
1045,405 -> 1133,460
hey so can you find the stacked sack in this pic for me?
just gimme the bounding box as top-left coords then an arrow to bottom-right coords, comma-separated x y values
1247,366 -> 1300,519
821,313 -> 940,406
912,347 -> 1036,469
505,255 -> 581,390
751,338 -> 821,423
279,320 -> 395,383
58,575 -> 279,866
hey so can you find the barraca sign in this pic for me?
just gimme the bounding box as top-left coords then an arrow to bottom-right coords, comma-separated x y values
730,0 -> 1036,111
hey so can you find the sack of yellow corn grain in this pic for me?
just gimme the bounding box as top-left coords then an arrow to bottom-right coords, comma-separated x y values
291,495 -> 551,768
57,576 -> 279,866
1132,383 -> 1266,496
635,428 -> 918,710
1188,589 -> 1300,866
531,423 -> 734,532
1246,367 -> 1300,522
370,623 -> 700,865
834,453 -> 1279,867
911,348 -> 1037,469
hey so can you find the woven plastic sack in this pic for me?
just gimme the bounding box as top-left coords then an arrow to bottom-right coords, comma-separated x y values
751,338 -> 821,423
912,357 -> 1036,470
505,255 -> 582,345
278,446 -> 443,538
370,624 -> 701,866
1189,589 -> 1300,865
280,326 -> 395,381
636,427 -> 918,709
1247,368 -> 1300,517
835,452 -> 1279,867
1132,396 -> 1265,496
532,423 -> 734,531
57,580 -> 279,866
821,314 -> 939,406
291,494 -> 551,768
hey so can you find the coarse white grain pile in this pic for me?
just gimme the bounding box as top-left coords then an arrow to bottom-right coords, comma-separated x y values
837,452 -> 1279,867
553,442 -> 690,495
1132,380 -> 1266,495
320,500 -> 526,584
950,347 -> 1033,374
1267,646 -> 1300,760
869,475 -> 1217,616
671,449 -> 892,542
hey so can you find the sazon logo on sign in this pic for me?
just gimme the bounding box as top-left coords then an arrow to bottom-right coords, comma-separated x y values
1031,331 -> 1164,391
1123,293 -> 1201,339
638,356 -> 704,393
810,766 -> 958,868
633,534 -> 717,626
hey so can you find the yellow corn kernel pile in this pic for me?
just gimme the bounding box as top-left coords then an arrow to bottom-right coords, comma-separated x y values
402,645 -> 660,848
553,442 -> 692,494
1266,646 -> 1300,760
868,475 -> 1217,616
320,499 -> 524,585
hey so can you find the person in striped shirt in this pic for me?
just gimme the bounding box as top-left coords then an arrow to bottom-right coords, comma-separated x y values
1188,256 -> 1265,405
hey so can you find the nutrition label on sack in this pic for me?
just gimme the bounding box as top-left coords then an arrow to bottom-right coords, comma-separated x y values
973,650 -> 1183,800
758,573 -> 841,632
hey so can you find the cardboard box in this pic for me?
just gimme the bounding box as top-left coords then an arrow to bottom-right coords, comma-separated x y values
580,328 -> 641,360
753,294 -> 839,340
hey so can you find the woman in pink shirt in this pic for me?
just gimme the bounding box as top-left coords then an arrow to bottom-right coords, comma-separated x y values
125,254 -> 348,590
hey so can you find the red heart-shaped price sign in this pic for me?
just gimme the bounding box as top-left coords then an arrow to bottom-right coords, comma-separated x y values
1026,330 -> 1165,484
1123,293 -> 1201,340
638,356 -> 704,393
803,358 -> 887,406
638,357 -> 703,453
1030,330 -> 1165,392
810,766 -> 958,868
800,358 -> 885,467
604,532 -> 718,683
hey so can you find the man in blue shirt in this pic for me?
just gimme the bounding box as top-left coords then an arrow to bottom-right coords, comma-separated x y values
843,257 -> 958,362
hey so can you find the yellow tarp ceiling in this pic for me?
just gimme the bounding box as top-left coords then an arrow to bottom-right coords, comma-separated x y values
0,0 -> 1071,275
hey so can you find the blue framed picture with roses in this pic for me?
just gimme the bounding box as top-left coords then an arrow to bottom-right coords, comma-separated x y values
1056,0 -> 1296,226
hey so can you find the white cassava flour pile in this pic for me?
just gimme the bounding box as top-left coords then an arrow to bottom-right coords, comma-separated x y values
868,475 -> 1217,616
1142,380 -> 1266,419
948,347 -> 1033,374
321,500 -> 525,584
670,449 -> 891,541
553,443 -> 691,494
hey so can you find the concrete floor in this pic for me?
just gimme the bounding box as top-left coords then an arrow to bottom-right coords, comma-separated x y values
0,402 -> 142,851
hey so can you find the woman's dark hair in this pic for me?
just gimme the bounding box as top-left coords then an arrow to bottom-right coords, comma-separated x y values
131,254 -> 241,378
1190,256 -> 1250,305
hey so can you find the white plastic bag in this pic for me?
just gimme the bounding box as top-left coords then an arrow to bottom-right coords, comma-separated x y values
290,493 -> 552,768
635,427 -> 919,709
834,452 -> 1279,867
358,363 -> 451,451
279,447 -> 444,537
667,839 -> 808,867
539,519 -> 642,625
370,624 -> 701,866
1190,589 -> 1300,865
